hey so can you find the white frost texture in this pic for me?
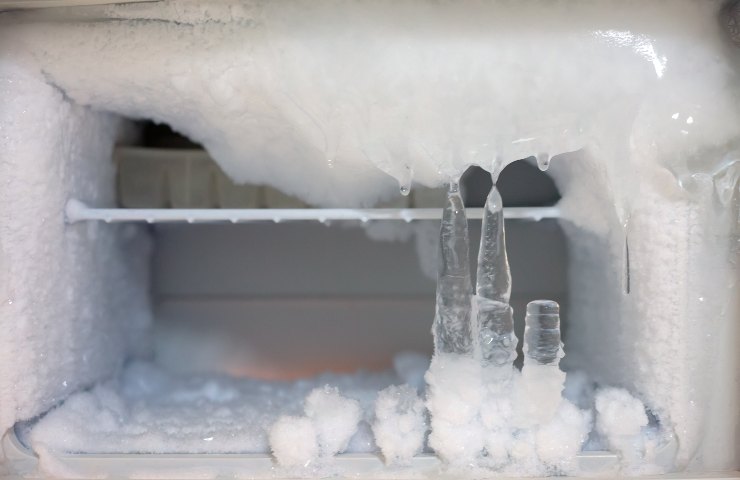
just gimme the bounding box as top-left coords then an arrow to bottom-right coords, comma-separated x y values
372,385 -> 427,465
269,416 -> 319,467
304,386 -> 362,457
28,362 -> 396,456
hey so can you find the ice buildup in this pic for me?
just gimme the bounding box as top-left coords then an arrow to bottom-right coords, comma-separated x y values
372,385 -> 427,465
594,387 -> 651,469
427,183 -> 595,474
432,181 -> 474,356
474,182 -> 516,370
269,385 -> 362,466
1,0 -> 739,476
512,301 -> 566,428
427,181 -> 486,465
304,386 -> 362,458
269,416 -> 320,467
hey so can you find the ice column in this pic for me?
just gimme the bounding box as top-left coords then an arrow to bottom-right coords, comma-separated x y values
426,181 -> 484,464
432,181 -> 474,355
474,184 -> 516,368
523,300 -> 563,366
512,300 -> 566,427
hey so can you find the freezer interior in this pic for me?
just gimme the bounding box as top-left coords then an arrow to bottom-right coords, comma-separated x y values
0,0 -> 739,478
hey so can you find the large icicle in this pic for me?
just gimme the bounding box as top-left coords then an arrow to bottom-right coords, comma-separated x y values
474,183 -> 516,368
476,184 -> 511,303
432,181 -> 474,355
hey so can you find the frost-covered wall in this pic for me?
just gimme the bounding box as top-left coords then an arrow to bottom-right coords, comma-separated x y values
551,152 -> 740,470
0,64 -> 152,436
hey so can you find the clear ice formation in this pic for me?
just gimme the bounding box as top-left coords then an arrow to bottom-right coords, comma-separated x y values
523,300 -> 563,366
474,183 -> 516,367
429,183 -> 587,469
476,184 -> 511,304
512,300 -> 568,430
433,181 -> 474,355
475,298 -> 516,367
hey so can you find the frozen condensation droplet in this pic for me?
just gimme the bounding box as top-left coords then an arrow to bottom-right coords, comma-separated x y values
399,164 -> 413,196
536,153 -> 551,171
433,181 -> 473,355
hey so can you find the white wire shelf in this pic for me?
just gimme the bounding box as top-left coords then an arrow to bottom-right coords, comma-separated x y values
65,199 -> 561,224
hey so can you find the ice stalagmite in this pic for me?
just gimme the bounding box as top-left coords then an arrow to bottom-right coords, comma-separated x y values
512,300 -> 567,428
474,184 -> 516,368
523,300 -> 563,367
426,181 -> 484,465
433,181 -> 474,355
476,184 -> 510,303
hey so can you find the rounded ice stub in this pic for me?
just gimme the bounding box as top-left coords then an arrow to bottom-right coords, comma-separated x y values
526,299 -> 559,316
524,300 -> 562,366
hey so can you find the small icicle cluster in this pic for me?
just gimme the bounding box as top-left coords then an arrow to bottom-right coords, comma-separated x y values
425,176 -> 590,474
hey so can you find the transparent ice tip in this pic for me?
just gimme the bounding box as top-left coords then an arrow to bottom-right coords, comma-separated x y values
523,300 -> 563,366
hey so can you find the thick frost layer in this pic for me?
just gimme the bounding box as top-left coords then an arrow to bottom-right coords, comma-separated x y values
550,150 -> 739,470
304,386 -> 362,457
0,64 -> 152,437
425,354 -> 596,476
372,385 -> 427,465
26,359 -> 676,476
28,361 -> 408,455
269,416 -> 319,467
594,387 -> 656,471
2,0 -> 737,210
425,354 -> 484,465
